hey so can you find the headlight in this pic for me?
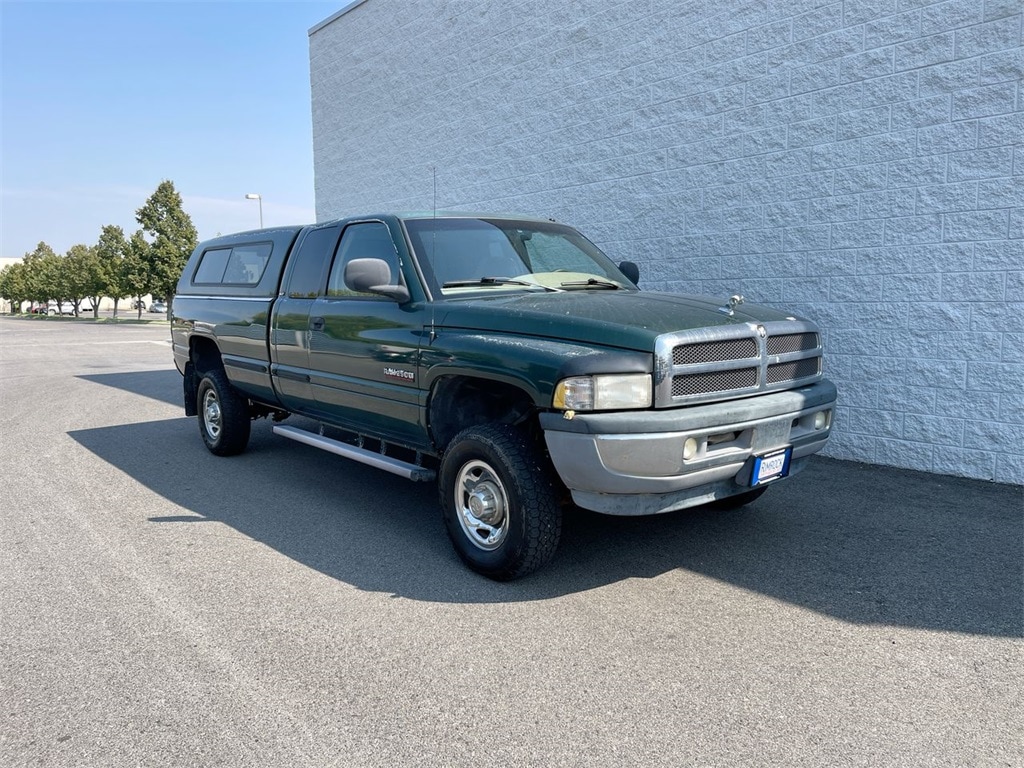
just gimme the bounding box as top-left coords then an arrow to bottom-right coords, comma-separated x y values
553,374 -> 652,411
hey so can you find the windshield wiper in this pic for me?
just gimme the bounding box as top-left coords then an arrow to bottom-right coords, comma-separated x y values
443,277 -> 557,291
559,277 -> 621,290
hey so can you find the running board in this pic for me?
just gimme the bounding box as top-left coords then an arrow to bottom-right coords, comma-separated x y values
273,425 -> 436,482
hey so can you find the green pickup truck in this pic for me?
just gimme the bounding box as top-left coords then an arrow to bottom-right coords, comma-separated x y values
172,213 -> 836,580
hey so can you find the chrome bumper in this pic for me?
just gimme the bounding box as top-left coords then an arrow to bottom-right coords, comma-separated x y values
540,380 -> 837,515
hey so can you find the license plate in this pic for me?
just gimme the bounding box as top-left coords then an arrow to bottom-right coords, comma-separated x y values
751,448 -> 792,486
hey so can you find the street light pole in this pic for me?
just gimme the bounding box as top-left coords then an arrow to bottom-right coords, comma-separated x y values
245,193 -> 263,228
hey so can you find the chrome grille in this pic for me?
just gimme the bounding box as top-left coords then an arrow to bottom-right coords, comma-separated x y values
672,368 -> 758,397
654,320 -> 824,408
767,357 -> 820,384
767,332 -> 818,355
673,338 -> 758,365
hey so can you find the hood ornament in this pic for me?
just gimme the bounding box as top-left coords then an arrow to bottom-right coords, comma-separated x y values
718,294 -> 744,316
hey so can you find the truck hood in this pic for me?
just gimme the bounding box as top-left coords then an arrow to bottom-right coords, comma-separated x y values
434,290 -> 802,351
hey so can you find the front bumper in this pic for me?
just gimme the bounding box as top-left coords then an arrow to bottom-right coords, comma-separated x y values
540,380 -> 837,515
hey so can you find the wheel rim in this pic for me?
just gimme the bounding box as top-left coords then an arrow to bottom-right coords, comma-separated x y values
454,459 -> 510,551
202,388 -> 222,442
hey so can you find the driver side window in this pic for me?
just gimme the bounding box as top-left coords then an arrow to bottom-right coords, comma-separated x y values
327,222 -> 399,296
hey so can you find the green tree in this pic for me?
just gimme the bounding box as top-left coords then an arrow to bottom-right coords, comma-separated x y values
21,243 -> 78,313
96,225 -> 128,318
22,242 -> 58,307
41,251 -> 73,313
122,230 -> 151,319
136,180 -> 196,314
0,262 -> 28,313
65,244 -> 103,317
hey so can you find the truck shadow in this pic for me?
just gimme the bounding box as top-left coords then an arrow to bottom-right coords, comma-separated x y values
79,370 -> 182,407
70,374 -> 1022,637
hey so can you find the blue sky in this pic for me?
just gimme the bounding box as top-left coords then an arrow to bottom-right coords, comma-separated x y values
1,0 -> 343,258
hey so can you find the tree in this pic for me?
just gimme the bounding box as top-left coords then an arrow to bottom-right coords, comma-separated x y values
19,242 -> 78,313
22,242 -> 58,307
0,262 -> 28,313
96,225 -> 128,318
44,250 -> 77,312
136,180 -> 196,314
122,230 -> 151,319
65,244 -> 103,317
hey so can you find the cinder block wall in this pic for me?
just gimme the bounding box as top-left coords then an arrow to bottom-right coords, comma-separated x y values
310,0 -> 1023,484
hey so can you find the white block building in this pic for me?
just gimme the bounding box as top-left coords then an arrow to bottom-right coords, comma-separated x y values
309,0 -> 1023,485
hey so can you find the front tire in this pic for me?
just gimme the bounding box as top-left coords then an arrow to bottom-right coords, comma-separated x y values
196,368 -> 251,456
439,423 -> 562,581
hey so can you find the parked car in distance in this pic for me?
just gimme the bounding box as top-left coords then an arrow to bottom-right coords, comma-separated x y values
132,299 -> 146,310
149,301 -> 168,314
47,301 -> 75,316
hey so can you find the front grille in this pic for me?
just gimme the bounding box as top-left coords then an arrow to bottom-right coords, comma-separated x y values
672,368 -> 758,397
655,320 -> 824,408
767,332 -> 818,355
767,357 -> 820,384
673,338 -> 758,365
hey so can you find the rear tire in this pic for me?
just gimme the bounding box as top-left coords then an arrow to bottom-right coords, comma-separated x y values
439,423 -> 562,580
197,368 -> 251,456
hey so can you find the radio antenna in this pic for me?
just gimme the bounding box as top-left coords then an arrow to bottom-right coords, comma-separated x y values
428,164 -> 438,341
428,164 -> 438,263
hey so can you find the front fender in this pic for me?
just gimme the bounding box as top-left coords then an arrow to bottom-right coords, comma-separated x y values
420,331 -> 652,407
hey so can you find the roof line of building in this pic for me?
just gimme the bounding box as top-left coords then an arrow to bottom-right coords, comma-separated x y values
308,0 -> 368,36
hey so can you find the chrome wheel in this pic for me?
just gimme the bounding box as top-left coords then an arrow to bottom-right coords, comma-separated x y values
195,369 -> 250,456
439,423 -> 562,580
454,459 -> 509,551
202,388 -> 222,442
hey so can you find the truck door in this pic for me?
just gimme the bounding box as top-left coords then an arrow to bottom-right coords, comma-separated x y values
306,220 -> 426,446
269,224 -> 341,413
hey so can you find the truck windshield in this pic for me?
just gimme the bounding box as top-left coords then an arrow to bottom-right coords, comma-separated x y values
404,217 -> 636,296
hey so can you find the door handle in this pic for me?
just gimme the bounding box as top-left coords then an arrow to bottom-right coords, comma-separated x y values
311,316 -> 325,331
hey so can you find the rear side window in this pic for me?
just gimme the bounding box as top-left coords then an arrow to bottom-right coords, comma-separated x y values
193,242 -> 272,285
285,226 -> 341,298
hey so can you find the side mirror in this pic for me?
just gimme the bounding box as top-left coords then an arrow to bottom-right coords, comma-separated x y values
344,258 -> 410,303
618,261 -> 640,286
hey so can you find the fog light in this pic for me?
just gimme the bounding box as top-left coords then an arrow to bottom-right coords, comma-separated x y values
683,437 -> 698,460
813,411 -> 828,430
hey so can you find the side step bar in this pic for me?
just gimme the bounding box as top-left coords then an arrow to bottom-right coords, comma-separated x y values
273,425 -> 436,482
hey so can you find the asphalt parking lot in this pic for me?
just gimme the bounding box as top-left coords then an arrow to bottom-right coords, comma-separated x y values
1,315 -> 1021,767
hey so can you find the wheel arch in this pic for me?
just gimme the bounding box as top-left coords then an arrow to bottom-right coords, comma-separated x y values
427,374 -> 543,452
183,335 -> 225,417
189,335 -> 224,374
